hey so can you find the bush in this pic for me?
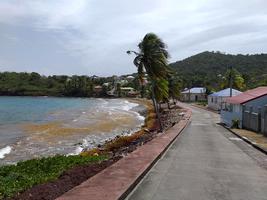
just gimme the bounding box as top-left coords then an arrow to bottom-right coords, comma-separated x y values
196,100 -> 207,106
231,119 -> 240,129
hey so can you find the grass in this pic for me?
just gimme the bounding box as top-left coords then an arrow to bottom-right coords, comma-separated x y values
0,154 -> 107,199
196,100 -> 208,107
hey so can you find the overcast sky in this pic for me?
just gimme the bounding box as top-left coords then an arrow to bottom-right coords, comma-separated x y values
0,0 -> 267,76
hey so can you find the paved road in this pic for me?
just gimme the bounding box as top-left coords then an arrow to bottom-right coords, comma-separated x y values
127,105 -> 267,200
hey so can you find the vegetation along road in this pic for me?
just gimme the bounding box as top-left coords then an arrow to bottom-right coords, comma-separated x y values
127,104 -> 267,200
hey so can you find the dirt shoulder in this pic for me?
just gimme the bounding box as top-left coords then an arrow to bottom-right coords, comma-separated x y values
231,128 -> 267,152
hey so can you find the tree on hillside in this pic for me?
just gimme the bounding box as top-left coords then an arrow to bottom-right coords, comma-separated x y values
116,82 -> 122,97
127,33 -> 171,131
220,68 -> 246,91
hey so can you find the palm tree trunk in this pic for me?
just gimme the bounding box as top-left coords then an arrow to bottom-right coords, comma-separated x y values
141,84 -> 145,98
151,82 -> 163,132
172,96 -> 176,105
167,100 -> 170,109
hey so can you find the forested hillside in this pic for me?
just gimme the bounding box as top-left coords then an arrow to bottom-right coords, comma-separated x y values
170,51 -> 267,91
0,72 -> 129,97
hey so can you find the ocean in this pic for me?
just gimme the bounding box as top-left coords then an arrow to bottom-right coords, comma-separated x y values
0,96 -> 145,165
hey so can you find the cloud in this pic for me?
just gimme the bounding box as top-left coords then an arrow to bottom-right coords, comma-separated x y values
0,0 -> 267,76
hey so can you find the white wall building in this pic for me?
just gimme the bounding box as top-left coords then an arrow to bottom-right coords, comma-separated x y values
208,88 -> 242,111
181,87 -> 206,102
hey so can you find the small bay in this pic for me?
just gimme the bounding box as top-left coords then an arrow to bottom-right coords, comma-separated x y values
0,96 -> 144,165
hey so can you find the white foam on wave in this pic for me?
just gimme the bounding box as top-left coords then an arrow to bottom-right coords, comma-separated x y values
68,138 -> 91,156
67,145 -> 83,156
0,146 -> 12,159
74,146 -> 83,155
121,100 -> 139,111
137,115 -> 145,121
97,98 -> 108,105
121,100 -> 145,126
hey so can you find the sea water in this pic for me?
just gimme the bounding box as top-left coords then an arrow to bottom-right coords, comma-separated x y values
0,96 -> 144,165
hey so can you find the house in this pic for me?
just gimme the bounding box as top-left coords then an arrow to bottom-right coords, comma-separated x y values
91,75 -> 100,79
126,75 -> 135,81
221,87 -> 267,128
102,82 -> 110,87
120,87 -> 135,96
208,88 -> 242,111
93,85 -> 103,93
127,90 -> 140,97
181,87 -> 206,102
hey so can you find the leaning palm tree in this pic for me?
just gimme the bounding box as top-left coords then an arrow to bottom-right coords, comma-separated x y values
168,74 -> 182,104
127,33 -> 170,131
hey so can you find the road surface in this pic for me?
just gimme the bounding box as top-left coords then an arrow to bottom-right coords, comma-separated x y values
127,105 -> 267,200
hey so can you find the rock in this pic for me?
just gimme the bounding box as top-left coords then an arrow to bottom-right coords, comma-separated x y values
144,128 -> 150,133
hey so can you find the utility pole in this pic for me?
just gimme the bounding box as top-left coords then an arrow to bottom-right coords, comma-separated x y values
188,81 -> 191,102
229,66 -> 233,97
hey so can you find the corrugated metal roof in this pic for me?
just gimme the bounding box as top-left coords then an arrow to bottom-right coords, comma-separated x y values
209,88 -> 242,97
226,87 -> 267,104
181,87 -> 206,94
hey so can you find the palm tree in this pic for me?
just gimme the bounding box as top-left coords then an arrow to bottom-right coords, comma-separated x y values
220,67 -> 246,92
168,74 -> 182,104
127,33 -> 170,131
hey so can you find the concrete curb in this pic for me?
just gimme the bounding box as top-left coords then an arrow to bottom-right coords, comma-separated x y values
57,107 -> 192,200
222,125 -> 267,156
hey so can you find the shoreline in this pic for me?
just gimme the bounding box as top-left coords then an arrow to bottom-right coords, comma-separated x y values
74,98 -> 148,155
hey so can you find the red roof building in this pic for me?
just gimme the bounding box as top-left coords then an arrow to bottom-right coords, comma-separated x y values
221,86 -> 267,129
226,87 -> 267,105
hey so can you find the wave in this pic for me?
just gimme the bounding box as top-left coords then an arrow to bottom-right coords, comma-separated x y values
0,146 -> 12,159
137,115 -> 145,121
121,100 -> 139,111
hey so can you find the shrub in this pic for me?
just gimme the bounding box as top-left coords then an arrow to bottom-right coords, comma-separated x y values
232,119 -> 240,129
0,154 -> 107,199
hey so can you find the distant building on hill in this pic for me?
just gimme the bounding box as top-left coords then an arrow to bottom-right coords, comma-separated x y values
208,88 -> 242,111
91,75 -> 100,79
127,90 -> 140,97
93,85 -> 103,93
120,87 -> 135,96
181,87 -> 206,102
126,75 -> 135,81
102,82 -> 110,87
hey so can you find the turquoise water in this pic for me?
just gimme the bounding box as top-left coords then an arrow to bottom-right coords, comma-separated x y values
0,97 -> 144,165
0,96 -> 99,125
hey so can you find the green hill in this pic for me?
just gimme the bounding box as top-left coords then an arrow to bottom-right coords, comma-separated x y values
170,51 -> 267,90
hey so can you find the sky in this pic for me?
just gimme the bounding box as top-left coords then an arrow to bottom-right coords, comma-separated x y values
0,0 -> 267,76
